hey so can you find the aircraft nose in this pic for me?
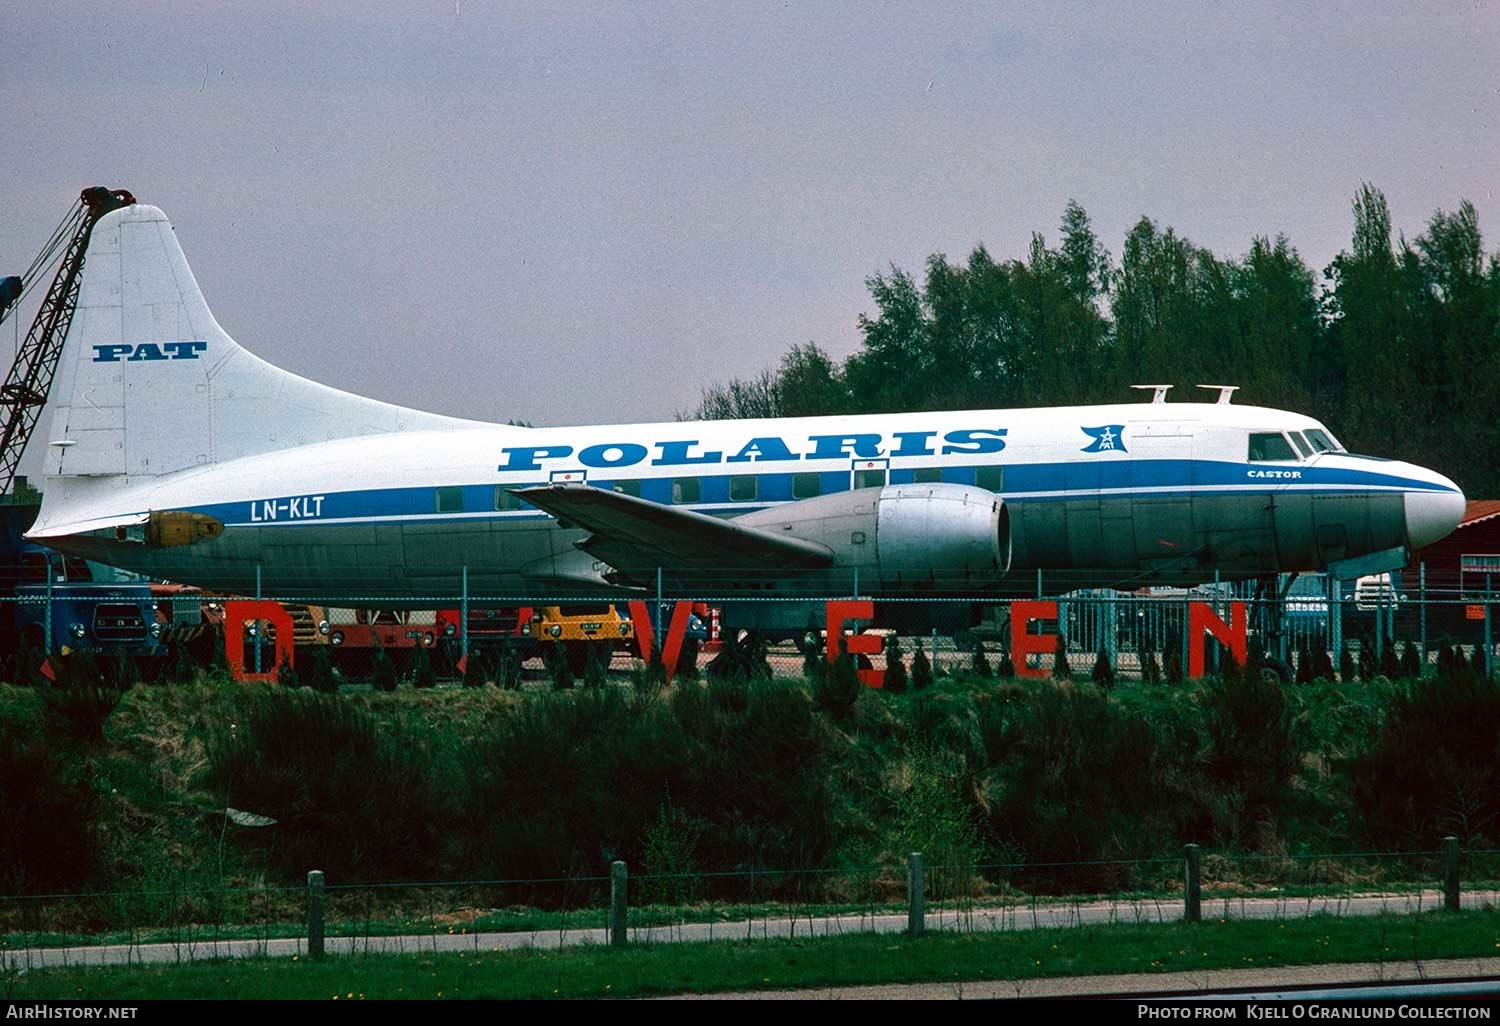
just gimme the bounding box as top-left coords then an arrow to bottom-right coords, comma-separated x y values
1404,476 -> 1466,550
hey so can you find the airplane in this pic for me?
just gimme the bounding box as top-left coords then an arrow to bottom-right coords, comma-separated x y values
24,200 -> 1466,634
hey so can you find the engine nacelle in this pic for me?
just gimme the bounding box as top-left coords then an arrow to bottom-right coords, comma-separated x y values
738,482 -> 1010,591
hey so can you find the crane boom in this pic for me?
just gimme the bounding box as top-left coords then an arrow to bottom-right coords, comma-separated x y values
0,187 -> 135,496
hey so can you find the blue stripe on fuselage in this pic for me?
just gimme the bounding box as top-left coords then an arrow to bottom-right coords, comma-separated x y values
189,459 -> 1456,530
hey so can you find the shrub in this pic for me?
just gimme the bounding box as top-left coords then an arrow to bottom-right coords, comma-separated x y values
1400,640 -> 1423,680
1353,674 -> 1500,848
1379,637 -> 1399,679
911,643 -> 934,691
883,635 -> 908,693
1198,675 -> 1300,848
1046,634 -> 1069,681
276,655 -> 301,689
583,643 -> 609,689
982,683 -> 1169,881
1358,643 -> 1376,682
971,640 -> 992,679
996,647 -> 1016,679
893,744 -> 984,890
462,650 -> 487,688
370,647 -> 398,692
1140,644 -> 1161,684
813,647 -> 862,720
1312,648 -> 1336,681
497,649 -> 522,690
0,726 -> 98,892
545,644 -> 574,690
411,645 -> 436,688
205,689 -> 447,880
39,679 -> 121,746
307,646 -> 338,693
1090,646 -> 1114,688
1339,642 -> 1355,682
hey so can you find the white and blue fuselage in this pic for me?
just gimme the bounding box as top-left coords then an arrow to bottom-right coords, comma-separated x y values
24,203 -> 1465,603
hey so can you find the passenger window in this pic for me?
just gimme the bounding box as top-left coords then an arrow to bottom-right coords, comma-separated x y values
1289,432 -> 1313,458
792,473 -> 821,499
672,478 -> 701,504
1247,433 -> 1297,462
913,468 -> 943,483
854,468 -> 886,489
612,479 -> 641,497
729,475 -> 757,502
436,487 -> 464,513
975,466 -> 1004,492
494,486 -> 526,511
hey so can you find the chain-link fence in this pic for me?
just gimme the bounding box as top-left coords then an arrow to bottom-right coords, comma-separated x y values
0,562 -> 1493,688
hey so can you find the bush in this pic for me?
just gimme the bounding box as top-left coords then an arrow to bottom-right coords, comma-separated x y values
1353,674 -> 1500,848
411,645 -> 436,688
1198,675 -> 1300,848
583,643 -> 609,688
39,679 -> 121,747
883,635 -> 908,693
370,647 -> 398,692
276,655 -> 301,689
981,683 -> 1171,882
812,647 -> 862,720
205,689 -> 447,880
0,724 -> 99,892
1379,636 -> 1399,679
497,649 -> 522,690
462,649 -> 487,688
1051,635 -> 1071,680
893,744 -> 984,888
545,644 -> 574,690
911,643 -> 934,691
1090,646 -> 1114,688
971,640 -> 992,679
1312,648 -> 1336,681
307,646 -> 337,693
1400,640 -> 1423,680
996,646 -> 1016,679
1339,642 -> 1355,682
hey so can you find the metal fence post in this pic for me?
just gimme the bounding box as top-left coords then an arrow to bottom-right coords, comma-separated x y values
610,860 -> 628,947
907,852 -> 925,937
1184,844 -> 1201,923
1419,563 -> 1428,672
307,869 -> 325,960
44,565 -> 53,662
460,565 -> 469,664
1443,836 -> 1460,912
254,564 -> 263,675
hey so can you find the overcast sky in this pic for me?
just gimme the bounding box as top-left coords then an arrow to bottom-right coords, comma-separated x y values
3,1 -> 1496,441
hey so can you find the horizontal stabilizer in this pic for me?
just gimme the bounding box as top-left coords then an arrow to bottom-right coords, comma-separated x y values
514,484 -> 833,571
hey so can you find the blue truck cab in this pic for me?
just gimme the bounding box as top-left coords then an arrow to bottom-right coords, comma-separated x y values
1,503 -> 165,665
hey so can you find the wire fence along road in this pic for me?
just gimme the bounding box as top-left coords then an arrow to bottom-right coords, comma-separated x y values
5,849 -> 1499,971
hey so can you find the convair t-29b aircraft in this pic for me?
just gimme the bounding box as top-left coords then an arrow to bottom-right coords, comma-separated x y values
27,201 -> 1465,631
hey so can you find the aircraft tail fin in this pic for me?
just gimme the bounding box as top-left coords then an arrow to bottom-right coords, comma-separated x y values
41,202 -> 474,484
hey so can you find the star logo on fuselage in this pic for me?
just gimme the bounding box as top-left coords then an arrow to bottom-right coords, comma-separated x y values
1080,425 -> 1127,453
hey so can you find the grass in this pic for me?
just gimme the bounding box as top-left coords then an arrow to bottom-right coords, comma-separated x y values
7,911 -> 1500,1000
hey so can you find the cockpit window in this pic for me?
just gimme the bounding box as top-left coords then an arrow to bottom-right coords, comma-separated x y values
1248,432 -> 1298,462
1304,428 -> 1341,453
1289,432 -> 1313,458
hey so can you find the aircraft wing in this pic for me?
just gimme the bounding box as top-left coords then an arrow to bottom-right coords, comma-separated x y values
513,484 -> 833,575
